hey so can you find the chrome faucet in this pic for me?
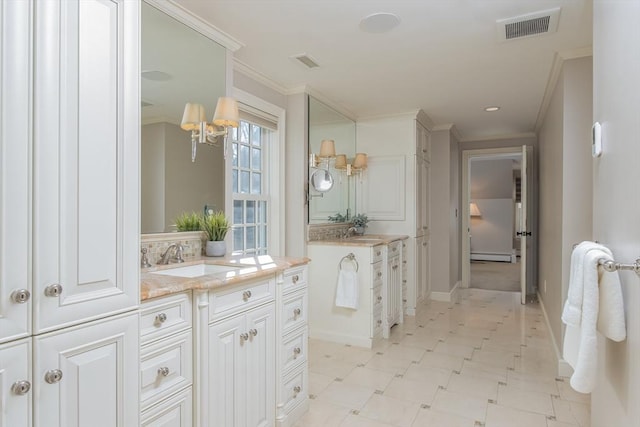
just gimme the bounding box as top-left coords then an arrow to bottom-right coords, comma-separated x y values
343,227 -> 358,239
158,243 -> 185,265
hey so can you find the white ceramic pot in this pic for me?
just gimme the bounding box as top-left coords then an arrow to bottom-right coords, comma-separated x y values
205,240 -> 226,257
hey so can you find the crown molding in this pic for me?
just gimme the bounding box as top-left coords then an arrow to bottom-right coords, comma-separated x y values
459,132 -> 537,143
233,59 -> 289,95
302,87 -> 357,121
145,0 -> 244,52
534,46 -> 592,132
432,123 -> 463,142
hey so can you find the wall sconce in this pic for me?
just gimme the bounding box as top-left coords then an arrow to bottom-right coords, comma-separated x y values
470,202 -> 482,217
335,152 -> 368,177
181,97 -> 239,162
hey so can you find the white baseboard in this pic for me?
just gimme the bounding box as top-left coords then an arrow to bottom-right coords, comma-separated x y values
309,329 -> 375,349
537,291 -> 574,378
430,281 -> 461,302
471,252 -> 512,262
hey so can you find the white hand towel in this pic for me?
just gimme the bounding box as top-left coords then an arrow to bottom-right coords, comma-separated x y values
335,269 -> 359,310
562,244 -> 627,394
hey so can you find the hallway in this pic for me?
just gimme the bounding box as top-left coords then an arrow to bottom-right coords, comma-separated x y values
297,289 -> 590,427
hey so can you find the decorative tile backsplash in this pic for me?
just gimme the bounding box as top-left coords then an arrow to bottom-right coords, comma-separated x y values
307,223 -> 352,241
141,232 -> 204,266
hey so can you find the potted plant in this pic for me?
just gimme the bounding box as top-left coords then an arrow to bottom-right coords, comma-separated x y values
200,210 -> 230,256
174,211 -> 201,232
351,213 -> 369,235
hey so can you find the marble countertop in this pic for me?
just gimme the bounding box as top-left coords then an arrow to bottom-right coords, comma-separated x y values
307,234 -> 409,247
140,254 -> 310,301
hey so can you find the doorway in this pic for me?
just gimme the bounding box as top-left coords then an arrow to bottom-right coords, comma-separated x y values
461,146 -> 536,304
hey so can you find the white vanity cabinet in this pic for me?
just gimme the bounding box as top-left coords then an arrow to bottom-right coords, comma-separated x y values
276,266 -> 310,427
308,243 -> 386,348
205,277 -> 276,427
0,1 -> 140,425
382,241 -> 403,338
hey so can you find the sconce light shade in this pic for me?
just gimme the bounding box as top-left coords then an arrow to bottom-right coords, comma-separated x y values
353,153 -> 368,169
470,202 -> 482,217
212,97 -> 239,128
319,139 -> 336,158
181,102 -> 206,131
334,154 -> 347,169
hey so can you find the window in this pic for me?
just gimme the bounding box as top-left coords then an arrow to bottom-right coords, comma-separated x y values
230,120 -> 270,255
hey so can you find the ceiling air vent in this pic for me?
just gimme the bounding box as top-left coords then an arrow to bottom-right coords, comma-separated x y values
291,53 -> 320,69
496,8 -> 560,41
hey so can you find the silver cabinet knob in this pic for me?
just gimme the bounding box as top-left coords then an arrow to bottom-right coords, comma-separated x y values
44,284 -> 63,297
376,251 -> 381,256
11,380 -> 31,395
293,385 -> 301,396
44,369 -> 63,384
249,328 -> 258,337
155,313 -> 167,324
377,296 -> 382,302
11,289 -> 31,303
377,320 -> 382,326
377,272 -> 382,277
293,308 -> 301,317
293,347 -> 301,356
157,367 -> 170,377
292,274 -> 299,284
242,290 -> 252,301
240,333 -> 249,342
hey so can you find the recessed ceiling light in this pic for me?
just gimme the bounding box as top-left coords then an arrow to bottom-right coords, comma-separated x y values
484,106 -> 501,112
141,70 -> 172,82
360,13 -> 401,34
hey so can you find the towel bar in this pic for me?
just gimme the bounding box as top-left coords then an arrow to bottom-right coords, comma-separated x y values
598,258 -> 640,276
339,253 -> 359,272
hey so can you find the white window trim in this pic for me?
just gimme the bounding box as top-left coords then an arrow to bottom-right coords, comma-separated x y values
228,88 -> 285,256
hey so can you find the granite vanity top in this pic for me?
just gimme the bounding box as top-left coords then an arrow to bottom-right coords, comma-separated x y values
307,234 -> 409,247
140,254 -> 310,301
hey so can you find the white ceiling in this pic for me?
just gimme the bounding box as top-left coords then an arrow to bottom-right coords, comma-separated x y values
172,0 -> 592,141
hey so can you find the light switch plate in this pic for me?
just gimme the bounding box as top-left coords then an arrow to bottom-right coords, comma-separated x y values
592,122 -> 602,157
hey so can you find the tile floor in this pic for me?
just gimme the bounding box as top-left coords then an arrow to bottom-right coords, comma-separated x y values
296,289 -> 590,427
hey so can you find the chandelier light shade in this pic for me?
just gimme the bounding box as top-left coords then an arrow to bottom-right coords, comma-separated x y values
181,102 -> 206,131
470,202 -> 482,217
319,139 -> 336,158
334,154 -> 347,169
353,153 -> 368,170
212,97 -> 239,128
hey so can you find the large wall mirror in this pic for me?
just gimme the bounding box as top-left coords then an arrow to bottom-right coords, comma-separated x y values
141,2 -> 226,233
308,96 -> 356,224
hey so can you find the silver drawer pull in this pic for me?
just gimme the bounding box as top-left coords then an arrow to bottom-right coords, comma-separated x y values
376,251 -> 381,256
293,347 -> 301,355
155,313 -> 167,324
293,385 -> 301,396
11,289 -> 31,303
44,284 -> 63,297
240,333 -> 249,342
11,380 -> 31,395
249,328 -> 258,337
293,308 -> 301,317
377,272 -> 382,277
292,274 -> 299,284
242,290 -> 252,301
377,296 -> 382,302
158,367 -> 170,377
44,369 -> 63,384
377,320 -> 382,326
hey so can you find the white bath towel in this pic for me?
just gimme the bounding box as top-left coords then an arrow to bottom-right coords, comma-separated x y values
562,243 -> 627,394
335,269 -> 359,309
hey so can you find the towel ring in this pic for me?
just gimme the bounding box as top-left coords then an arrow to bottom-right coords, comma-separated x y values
339,253 -> 359,272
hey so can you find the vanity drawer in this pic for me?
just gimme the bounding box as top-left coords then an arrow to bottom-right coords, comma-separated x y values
282,266 -> 307,293
371,246 -> 384,264
140,292 -> 192,344
388,241 -> 402,256
281,328 -> 308,373
280,366 -> 308,415
281,291 -> 308,335
372,307 -> 383,337
372,284 -> 383,312
140,330 -> 193,410
371,261 -> 383,288
141,386 -> 193,427
209,277 -> 275,322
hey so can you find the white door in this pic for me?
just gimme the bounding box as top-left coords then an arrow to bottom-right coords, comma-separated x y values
0,0 -> 31,344
209,314 -> 245,427
0,339 -> 32,427
33,312 -> 139,427
32,0 -> 139,333
245,304 -> 275,427
591,1 -> 640,424
518,145 -> 528,304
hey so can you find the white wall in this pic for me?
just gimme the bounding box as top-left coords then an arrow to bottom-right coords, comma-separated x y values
592,1 -> 640,424
141,123 -> 165,233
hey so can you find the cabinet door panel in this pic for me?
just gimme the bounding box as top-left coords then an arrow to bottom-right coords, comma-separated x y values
33,0 -> 139,333
245,304 -> 275,427
209,315 -> 245,427
0,339 -> 32,427
33,312 -> 139,427
0,0 -> 31,344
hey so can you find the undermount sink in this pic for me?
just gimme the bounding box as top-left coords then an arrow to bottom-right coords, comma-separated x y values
151,264 -> 241,278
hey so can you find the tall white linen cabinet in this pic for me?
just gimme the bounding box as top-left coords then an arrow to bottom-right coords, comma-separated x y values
1,1 -> 140,426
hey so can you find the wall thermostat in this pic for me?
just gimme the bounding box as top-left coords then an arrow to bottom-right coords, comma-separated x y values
592,122 -> 602,158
